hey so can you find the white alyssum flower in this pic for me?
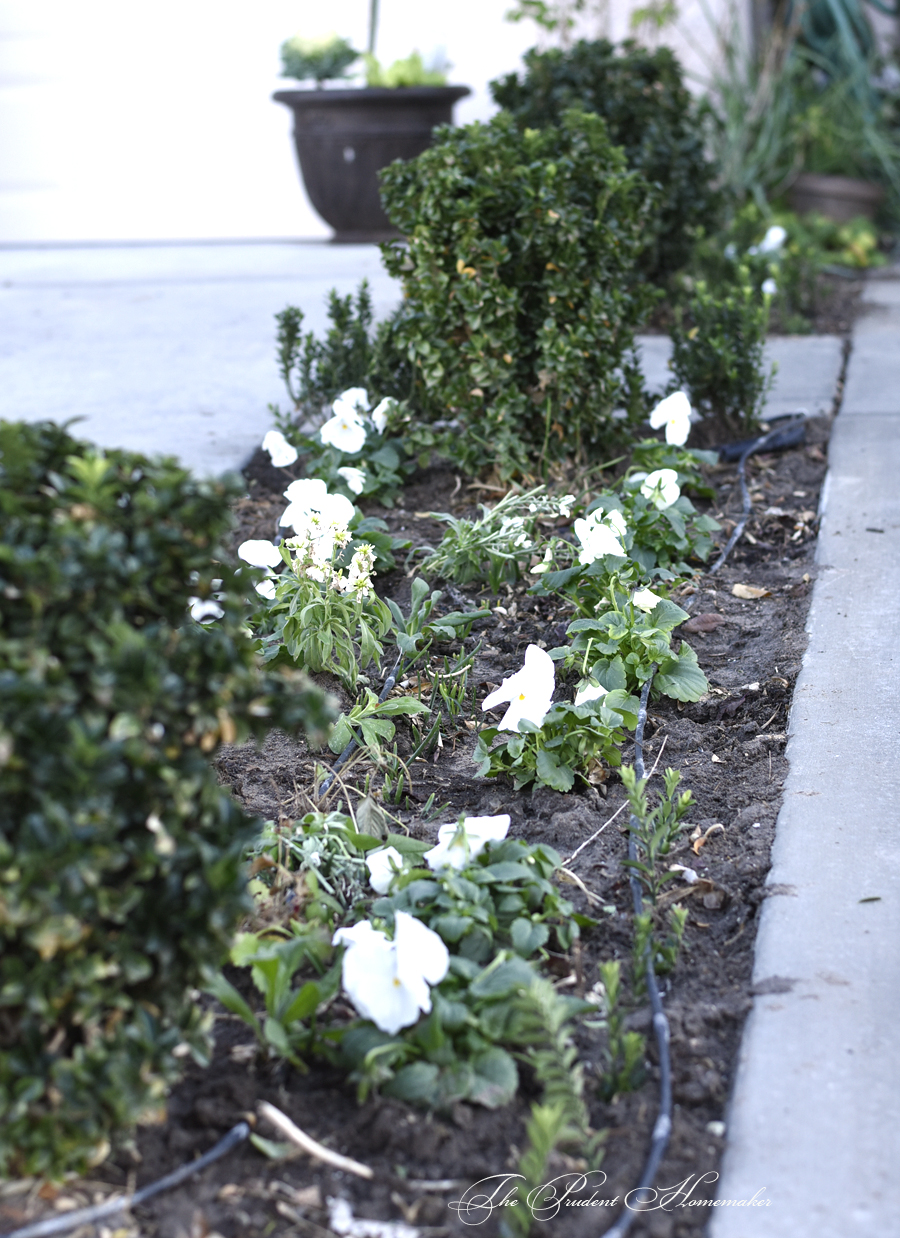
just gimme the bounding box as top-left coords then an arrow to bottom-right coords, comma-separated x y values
640,468 -> 681,511
633,587 -> 663,612
482,644 -> 555,733
649,391 -> 692,447
749,225 -> 787,256
574,681 -> 607,707
365,846 -> 406,894
238,539 -> 282,570
424,815 -> 511,872
762,277 -> 778,296
573,510 -> 626,564
345,544 -> 376,597
333,910 -> 449,1035
370,397 -> 394,434
261,429 -> 299,468
337,465 -> 367,495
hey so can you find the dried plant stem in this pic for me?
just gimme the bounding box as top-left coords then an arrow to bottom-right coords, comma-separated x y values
258,1101 -> 374,1180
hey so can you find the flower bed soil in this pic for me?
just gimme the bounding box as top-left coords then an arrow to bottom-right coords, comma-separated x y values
2,414 -> 835,1238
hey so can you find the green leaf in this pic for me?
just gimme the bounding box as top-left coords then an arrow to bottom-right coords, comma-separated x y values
205,971 -> 261,1035
510,918 -> 550,956
249,1134 -> 298,1161
281,980 -> 323,1025
384,1061 -> 440,1103
375,697 -> 431,717
535,748 -> 575,792
654,641 -> 708,702
469,1047 -> 519,1108
648,598 -> 690,631
469,954 -> 536,999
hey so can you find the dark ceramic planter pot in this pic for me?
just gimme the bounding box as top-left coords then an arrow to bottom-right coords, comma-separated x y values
788,172 -> 885,224
273,86 -> 471,242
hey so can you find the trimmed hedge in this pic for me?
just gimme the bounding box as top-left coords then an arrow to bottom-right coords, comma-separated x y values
490,39 -> 721,284
0,421 -> 330,1176
379,110 -> 657,477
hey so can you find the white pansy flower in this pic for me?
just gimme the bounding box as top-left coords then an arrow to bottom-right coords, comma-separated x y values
482,644 -> 555,733
530,545 -> 554,575
189,597 -> 224,623
320,408 -> 367,455
574,681 -> 607,707
280,485 -> 355,538
649,391 -> 692,447
574,510 -> 626,564
261,429 -> 299,468
337,465 -> 367,495
255,578 -> 277,600
333,911 -> 449,1035
365,846 -> 406,894
424,815 -> 511,872
640,468 -> 680,511
237,539 -> 282,570
633,587 -> 663,611
762,277 -> 778,296
370,397 -> 394,434
334,387 -> 370,414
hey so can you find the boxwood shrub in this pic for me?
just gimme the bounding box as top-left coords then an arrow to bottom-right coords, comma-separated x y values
0,421 -> 329,1176
490,39 -> 721,285
379,109 -> 657,477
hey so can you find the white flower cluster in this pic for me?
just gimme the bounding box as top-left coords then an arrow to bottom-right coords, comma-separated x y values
237,476 -> 375,601
260,388 -> 398,496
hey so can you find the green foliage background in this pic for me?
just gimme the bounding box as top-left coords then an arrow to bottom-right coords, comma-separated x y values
0,421 -> 330,1175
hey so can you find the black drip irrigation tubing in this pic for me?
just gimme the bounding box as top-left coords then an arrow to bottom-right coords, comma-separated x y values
0,1122 -> 249,1238
318,652 -> 404,798
602,674 -> 672,1238
602,416 -> 808,1230
709,416 -> 806,575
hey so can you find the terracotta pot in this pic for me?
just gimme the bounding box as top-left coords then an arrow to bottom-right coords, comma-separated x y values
788,172 -> 885,224
273,86 -> 471,242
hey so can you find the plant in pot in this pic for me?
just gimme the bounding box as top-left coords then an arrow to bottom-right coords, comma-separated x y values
274,18 -> 470,242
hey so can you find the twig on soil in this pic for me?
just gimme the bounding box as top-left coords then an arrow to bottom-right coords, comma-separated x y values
565,738 -> 668,869
258,1101 -> 374,1180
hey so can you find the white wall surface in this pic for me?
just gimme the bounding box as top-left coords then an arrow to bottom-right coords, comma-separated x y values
0,0 -> 535,242
0,0 -> 783,244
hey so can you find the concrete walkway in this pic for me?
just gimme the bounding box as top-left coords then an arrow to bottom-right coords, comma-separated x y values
0,243 -> 399,476
2,241 -> 897,1235
712,270 -> 900,1236
0,242 -> 843,474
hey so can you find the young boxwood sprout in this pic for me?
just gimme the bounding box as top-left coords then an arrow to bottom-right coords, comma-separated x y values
574,507 -> 627,563
337,465 -> 367,495
424,814 -> 511,872
365,845 -> 406,894
262,428 -> 300,467
649,390 -> 692,446
333,911 -> 450,1034
482,644 -> 555,732
640,468 -> 681,510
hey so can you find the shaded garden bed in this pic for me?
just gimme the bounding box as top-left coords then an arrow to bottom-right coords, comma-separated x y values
0,410 -> 835,1238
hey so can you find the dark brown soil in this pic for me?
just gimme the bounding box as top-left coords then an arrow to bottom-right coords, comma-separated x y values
3,415 -> 837,1238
